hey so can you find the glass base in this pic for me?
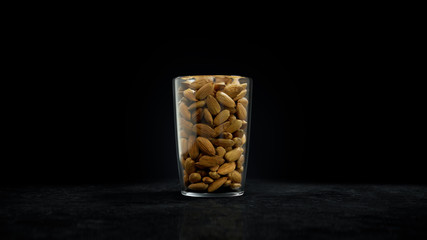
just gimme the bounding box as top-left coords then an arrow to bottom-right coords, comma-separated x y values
181,190 -> 244,198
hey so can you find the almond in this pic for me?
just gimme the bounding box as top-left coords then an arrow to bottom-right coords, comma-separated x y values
229,170 -> 241,183
222,132 -> 233,139
237,97 -> 248,108
191,108 -> 204,122
183,173 -> 189,186
234,129 -> 244,138
216,147 -> 226,158
233,137 -> 243,147
209,165 -> 219,171
208,177 -> 228,192
211,138 -> 235,148
196,137 -> 216,155
228,114 -> 236,122
242,134 -> 246,145
179,102 -> 191,120
224,84 -> 244,99
180,130 -> 188,138
209,171 -> 221,180
196,170 -> 208,177
189,172 -> 202,183
180,138 -> 188,154
180,118 -> 193,132
214,121 -> 231,136
214,82 -> 226,91
183,89 -> 197,101
203,108 -> 213,126
230,183 -> 241,190
237,155 -> 245,168
225,147 -> 243,162
237,166 -> 244,173
216,91 -> 236,108
218,162 -> 236,175
214,109 -> 230,126
188,100 -> 206,111
188,182 -> 208,191
236,103 -> 247,120
192,124 -> 216,138
187,135 -> 199,159
195,82 -> 214,100
206,95 -> 221,115
215,76 -> 233,84
226,119 -> 242,133
202,176 -> 214,184
190,77 -> 212,90
233,89 -> 247,101
223,180 -> 232,187
241,120 -> 247,130
196,155 -> 224,167
184,158 -> 196,174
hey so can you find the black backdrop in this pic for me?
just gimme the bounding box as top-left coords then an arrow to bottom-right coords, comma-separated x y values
3,29 -> 424,185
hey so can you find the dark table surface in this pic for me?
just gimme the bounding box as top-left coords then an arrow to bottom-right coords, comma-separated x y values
1,180 -> 427,239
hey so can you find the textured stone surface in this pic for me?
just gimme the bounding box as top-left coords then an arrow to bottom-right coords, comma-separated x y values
1,180 -> 427,239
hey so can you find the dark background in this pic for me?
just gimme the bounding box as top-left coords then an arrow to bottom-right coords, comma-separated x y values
2,27 -> 423,185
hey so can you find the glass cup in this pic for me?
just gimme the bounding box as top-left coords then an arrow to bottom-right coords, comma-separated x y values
173,75 -> 252,197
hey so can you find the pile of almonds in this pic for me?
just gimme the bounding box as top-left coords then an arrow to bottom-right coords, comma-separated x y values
176,75 -> 249,193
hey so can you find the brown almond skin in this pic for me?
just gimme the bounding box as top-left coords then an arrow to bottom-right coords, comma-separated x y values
184,158 -> 196,174
233,137 -> 243,147
216,91 -> 236,108
202,176 -> 214,184
183,89 -> 197,101
189,172 -> 202,183
209,165 -> 219,171
229,170 -> 242,183
214,110 -> 230,126
203,108 -> 213,126
234,129 -> 244,138
237,155 -> 245,168
192,124 -> 216,138
179,102 -> 191,120
230,183 -> 241,190
211,138 -> 235,148
214,121 -> 231,137
236,103 -> 247,120
233,89 -> 247,101
195,82 -> 214,100
187,135 -> 199,160
196,170 -> 208,177
191,108 -> 204,122
225,147 -> 243,162
188,101 -> 206,111
218,162 -> 236,175
180,118 -> 193,132
224,84 -> 244,99
196,137 -> 216,155
197,155 -> 224,167
223,180 -> 232,187
208,177 -> 228,192
209,171 -> 221,180
190,78 -> 212,90
180,138 -> 188,154
188,182 -> 209,191
225,119 -> 242,133
206,95 -> 221,115
216,147 -> 226,158
237,97 -> 248,108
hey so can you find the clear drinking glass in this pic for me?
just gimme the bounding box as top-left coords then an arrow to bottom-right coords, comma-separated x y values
173,75 -> 252,197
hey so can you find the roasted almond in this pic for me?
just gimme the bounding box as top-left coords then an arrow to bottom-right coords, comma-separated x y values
237,166 -> 244,173
214,121 -> 231,137
180,118 -> 193,132
237,155 -> 245,168
230,183 -> 241,190
191,108 -> 204,122
187,135 -> 199,159
225,147 -> 243,162
216,91 -> 236,108
218,162 -> 236,175
233,129 -> 244,138
214,109 -> 230,126
214,82 -> 226,91
196,155 -> 224,167
241,120 -> 247,130
183,173 -> 189,186
215,76 -> 233,84
209,165 -> 219,171
195,82 -> 214,100
242,134 -> 246,145
202,176 -> 214,184
228,114 -> 237,122
222,132 -> 233,139
196,170 -> 208,177
229,170 -> 242,183
183,89 -> 197,101
189,172 -> 202,183
184,158 -> 196,174
211,138 -> 235,148
233,137 -> 243,147
223,84 -> 244,99
192,124 -> 216,138
196,137 -> 216,155
233,89 -> 247,101
203,108 -> 213,126
225,119 -> 242,133
188,182 -> 209,191
179,102 -> 191,120
206,95 -> 221,115
188,100 -> 206,110
209,171 -> 221,180
190,77 -> 212,90
237,97 -> 248,108
236,103 -> 247,120
216,147 -> 226,158
223,179 -> 232,187
208,177 -> 228,192
180,138 -> 188,154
